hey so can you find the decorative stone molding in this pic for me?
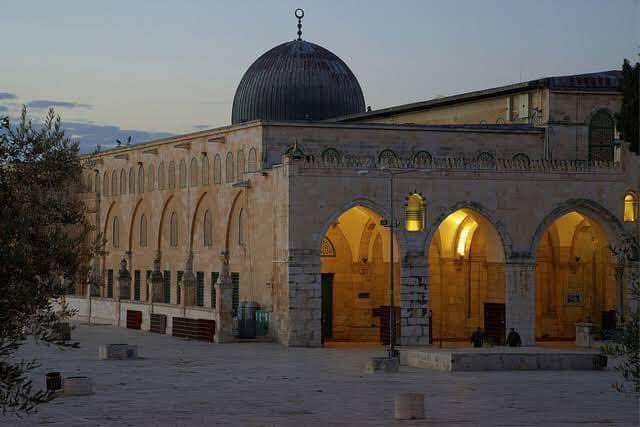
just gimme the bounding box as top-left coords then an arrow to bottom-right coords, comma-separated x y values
298,155 -> 621,174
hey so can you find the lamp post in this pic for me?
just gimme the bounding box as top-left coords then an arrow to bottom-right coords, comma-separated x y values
358,167 -> 426,360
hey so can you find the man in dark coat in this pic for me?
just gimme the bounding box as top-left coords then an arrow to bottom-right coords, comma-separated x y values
506,328 -> 522,347
470,327 -> 484,348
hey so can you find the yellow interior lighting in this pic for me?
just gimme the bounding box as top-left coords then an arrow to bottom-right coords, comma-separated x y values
456,220 -> 478,256
624,193 -> 637,222
405,194 -> 424,232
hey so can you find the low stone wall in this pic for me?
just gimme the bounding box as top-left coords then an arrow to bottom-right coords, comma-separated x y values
62,296 -> 217,336
399,348 -> 607,371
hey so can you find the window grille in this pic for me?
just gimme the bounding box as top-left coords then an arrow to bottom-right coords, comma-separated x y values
190,157 -> 198,187
163,271 -> 171,303
589,110 -> 614,161
247,148 -> 257,172
231,272 -> 239,316
211,272 -> 219,308
320,237 -> 336,257
412,151 -> 432,168
134,270 -> 141,301
196,272 -> 204,307
405,193 -> 424,232
179,160 -> 187,188
107,269 -> 114,298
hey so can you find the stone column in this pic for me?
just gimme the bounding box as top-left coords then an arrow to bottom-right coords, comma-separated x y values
505,256 -> 536,346
214,251 -> 235,343
181,252 -> 197,307
286,248 -> 321,347
400,252 -> 429,346
148,252 -> 164,303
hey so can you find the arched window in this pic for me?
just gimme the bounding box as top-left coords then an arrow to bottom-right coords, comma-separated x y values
320,237 -> 336,257
238,208 -> 245,246
237,150 -> 245,180
170,212 -> 178,247
112,217 -> 120,248
405,193 -> 425,232
589,110 -> 615,161
179,160 -> 187,188
226,152 -> 234,183
128,168 -> 134,194
512,153 -> 531,164
412,151 -> 432,168
121,169 -> 127,195
138,165 -> 145,193
148,163 -> 155,192
321,148 -> 341,165
202,155 -> 210,185
214,154 -> 222,184
476,152 -> 496,168
158,162 -> 165,190
190,157 -> 198,187
624,192 -> 638,222
168,161 -> 176,189
94,172 -> 100,195
139,214 -> 147,247
378,149 -> 399,168
111,171 -> 118,196
248,148 -> 258,172
103,171 -> 109,196
203,209 -> 212,247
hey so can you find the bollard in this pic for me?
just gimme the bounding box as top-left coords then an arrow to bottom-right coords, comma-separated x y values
395,393 -> 425,420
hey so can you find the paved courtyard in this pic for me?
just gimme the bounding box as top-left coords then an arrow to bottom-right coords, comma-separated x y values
7,323 -> 639,426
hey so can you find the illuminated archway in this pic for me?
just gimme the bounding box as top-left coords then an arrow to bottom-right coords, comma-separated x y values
535,211 -> 617,340
428,208 -> 507,344
320,205 -> 400,344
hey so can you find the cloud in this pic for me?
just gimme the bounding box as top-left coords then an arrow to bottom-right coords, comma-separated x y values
62,120 -> 173,153
0,92 -> 17,100
0,106 -> 8,113
27,100 -> 93,110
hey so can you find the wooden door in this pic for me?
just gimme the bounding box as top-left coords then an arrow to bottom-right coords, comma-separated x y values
484,303 -> 505,345
321,273 -> 333,342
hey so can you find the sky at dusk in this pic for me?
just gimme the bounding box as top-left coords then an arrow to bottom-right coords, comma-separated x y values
1,0 -> 638,152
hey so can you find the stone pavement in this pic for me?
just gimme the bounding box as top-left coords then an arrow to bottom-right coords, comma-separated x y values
7,324 -> 639,426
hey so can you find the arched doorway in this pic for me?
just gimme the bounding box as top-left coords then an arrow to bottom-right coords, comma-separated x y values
428,208 -> 507,345
535,211 -> 617,341
320,205 -> 400,345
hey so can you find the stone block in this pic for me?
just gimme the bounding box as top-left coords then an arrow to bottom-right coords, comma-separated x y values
365,357 -> 400,373
395,393 -> 425,420
99,344 -> 139,360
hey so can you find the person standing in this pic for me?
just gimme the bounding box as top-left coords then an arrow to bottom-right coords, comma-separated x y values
470,326 -> 484,348
506,328 -> 522,347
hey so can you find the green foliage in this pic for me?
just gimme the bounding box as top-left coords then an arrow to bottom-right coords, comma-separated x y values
0,107 -> 90,416
615,59 -> 639,154
602,237 -> 640,394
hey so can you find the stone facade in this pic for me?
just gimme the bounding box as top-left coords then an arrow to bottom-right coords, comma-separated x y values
74,77 -> 639,348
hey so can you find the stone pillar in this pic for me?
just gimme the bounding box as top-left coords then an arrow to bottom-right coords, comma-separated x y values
505,256 -> 536,346
400,252 -> 429,346
117,258 -> 131,301
214,251 -> 235,343
181,252 -> 197,307
148,252 -> 164,303
286,249 -> 321,347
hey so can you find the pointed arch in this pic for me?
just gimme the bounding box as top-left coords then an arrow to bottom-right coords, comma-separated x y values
190,157 -> 198,187
138,164 -> 145,193
528,199 -> 629,261
224,190 -> 245,250
237,150 -> 245,181
214,154 -> 222,184
424,201 -> 513,260
156,195 -> 175,251
189,191 -> 212,250
179,159 -> 187,188
127,197 -> 144,251
111,170 -> 118,196
226,152 -> 234,183
202,155 -> 210,185
128,167 -> 135,194
247,148 -> 257,172
147,163 -> 155,192
157,162 -> 165,190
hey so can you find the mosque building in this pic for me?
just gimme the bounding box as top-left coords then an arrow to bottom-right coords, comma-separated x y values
72,11 -> 639,347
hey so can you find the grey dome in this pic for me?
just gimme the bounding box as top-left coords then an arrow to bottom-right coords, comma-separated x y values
231,40 -> 365,124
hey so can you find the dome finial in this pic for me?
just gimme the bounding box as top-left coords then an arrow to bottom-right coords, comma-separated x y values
294,8 -> 304,40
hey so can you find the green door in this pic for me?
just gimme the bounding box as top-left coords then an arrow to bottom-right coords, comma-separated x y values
321,273 -> 334,342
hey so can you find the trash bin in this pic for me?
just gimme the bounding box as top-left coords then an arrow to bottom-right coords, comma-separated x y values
238,301 -> 259,339
256,310 -> 269,336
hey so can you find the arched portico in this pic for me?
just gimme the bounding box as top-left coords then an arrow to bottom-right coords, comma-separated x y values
426,206 -> 510,345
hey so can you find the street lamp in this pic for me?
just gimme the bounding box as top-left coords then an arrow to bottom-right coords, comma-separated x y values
358,167 -> 427,360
